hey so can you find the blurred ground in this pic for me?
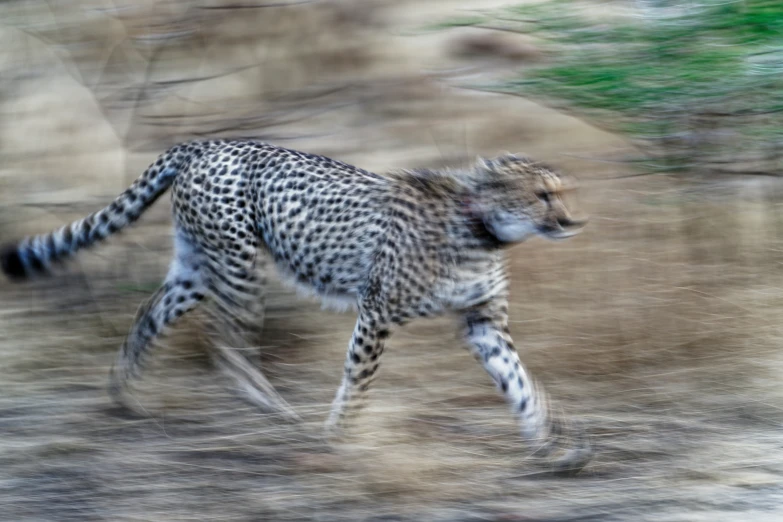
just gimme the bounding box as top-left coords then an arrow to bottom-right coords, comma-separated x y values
1,1 -> 783,521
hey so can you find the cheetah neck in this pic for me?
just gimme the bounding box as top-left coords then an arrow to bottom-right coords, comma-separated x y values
459,193 -> 503,250
391,167 -> 503,249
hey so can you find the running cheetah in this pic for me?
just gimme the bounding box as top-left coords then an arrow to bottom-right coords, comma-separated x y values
1,139 -> 590,471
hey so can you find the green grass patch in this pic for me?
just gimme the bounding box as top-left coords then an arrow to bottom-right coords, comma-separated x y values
443,0 -> 783,176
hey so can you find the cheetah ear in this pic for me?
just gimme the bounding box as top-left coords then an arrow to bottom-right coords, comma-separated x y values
558,174 -> 580,192
475,155 -> 495,170
499,152 -> 524,165
504,152 -> 535,164
481,152 -> 531,168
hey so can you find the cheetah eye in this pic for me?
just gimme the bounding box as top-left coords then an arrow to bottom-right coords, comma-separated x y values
536,191 -> 550,203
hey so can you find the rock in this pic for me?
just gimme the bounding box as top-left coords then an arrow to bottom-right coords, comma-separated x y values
449,31 -> 546,63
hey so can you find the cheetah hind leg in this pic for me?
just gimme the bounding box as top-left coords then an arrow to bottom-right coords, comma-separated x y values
108,239 -> 208,415
203,266 -> 301,423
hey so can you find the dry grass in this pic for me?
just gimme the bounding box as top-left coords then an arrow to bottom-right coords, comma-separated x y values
1,1 -> 783,520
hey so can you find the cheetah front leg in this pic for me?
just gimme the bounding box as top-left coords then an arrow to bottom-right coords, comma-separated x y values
462,299 -> 592,472
325,308 -> 389,439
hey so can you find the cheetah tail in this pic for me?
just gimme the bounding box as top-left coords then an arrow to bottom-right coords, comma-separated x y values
0,144 -> 194,281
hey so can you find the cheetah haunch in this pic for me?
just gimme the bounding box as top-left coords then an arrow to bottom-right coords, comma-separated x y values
1,140 -> 590,471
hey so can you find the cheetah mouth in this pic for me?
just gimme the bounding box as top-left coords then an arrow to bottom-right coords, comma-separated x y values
545,228 -> 581,240
538,223 -> 585,240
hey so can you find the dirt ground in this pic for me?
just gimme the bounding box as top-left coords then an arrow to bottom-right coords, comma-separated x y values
1,1 -> 783,521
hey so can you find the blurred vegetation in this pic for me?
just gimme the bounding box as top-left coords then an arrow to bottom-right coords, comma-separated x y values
452,0 -> 783,177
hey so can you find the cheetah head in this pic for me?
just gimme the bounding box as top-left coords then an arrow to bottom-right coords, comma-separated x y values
466,154 -> 587,244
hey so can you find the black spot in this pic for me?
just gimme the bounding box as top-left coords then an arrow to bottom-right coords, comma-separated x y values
0,244 -> 27,281
351,352 -> 361,364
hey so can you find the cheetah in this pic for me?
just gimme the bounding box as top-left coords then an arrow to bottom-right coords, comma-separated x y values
1,139 -> 590,471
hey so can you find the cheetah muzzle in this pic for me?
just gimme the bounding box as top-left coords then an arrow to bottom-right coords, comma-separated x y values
1,140 -> 591,472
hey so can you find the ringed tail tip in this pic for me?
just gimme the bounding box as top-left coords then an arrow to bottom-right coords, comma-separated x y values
0,243 -> 28,282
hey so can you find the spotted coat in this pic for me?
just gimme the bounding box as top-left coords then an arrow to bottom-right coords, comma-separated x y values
1,139 -> 590,471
